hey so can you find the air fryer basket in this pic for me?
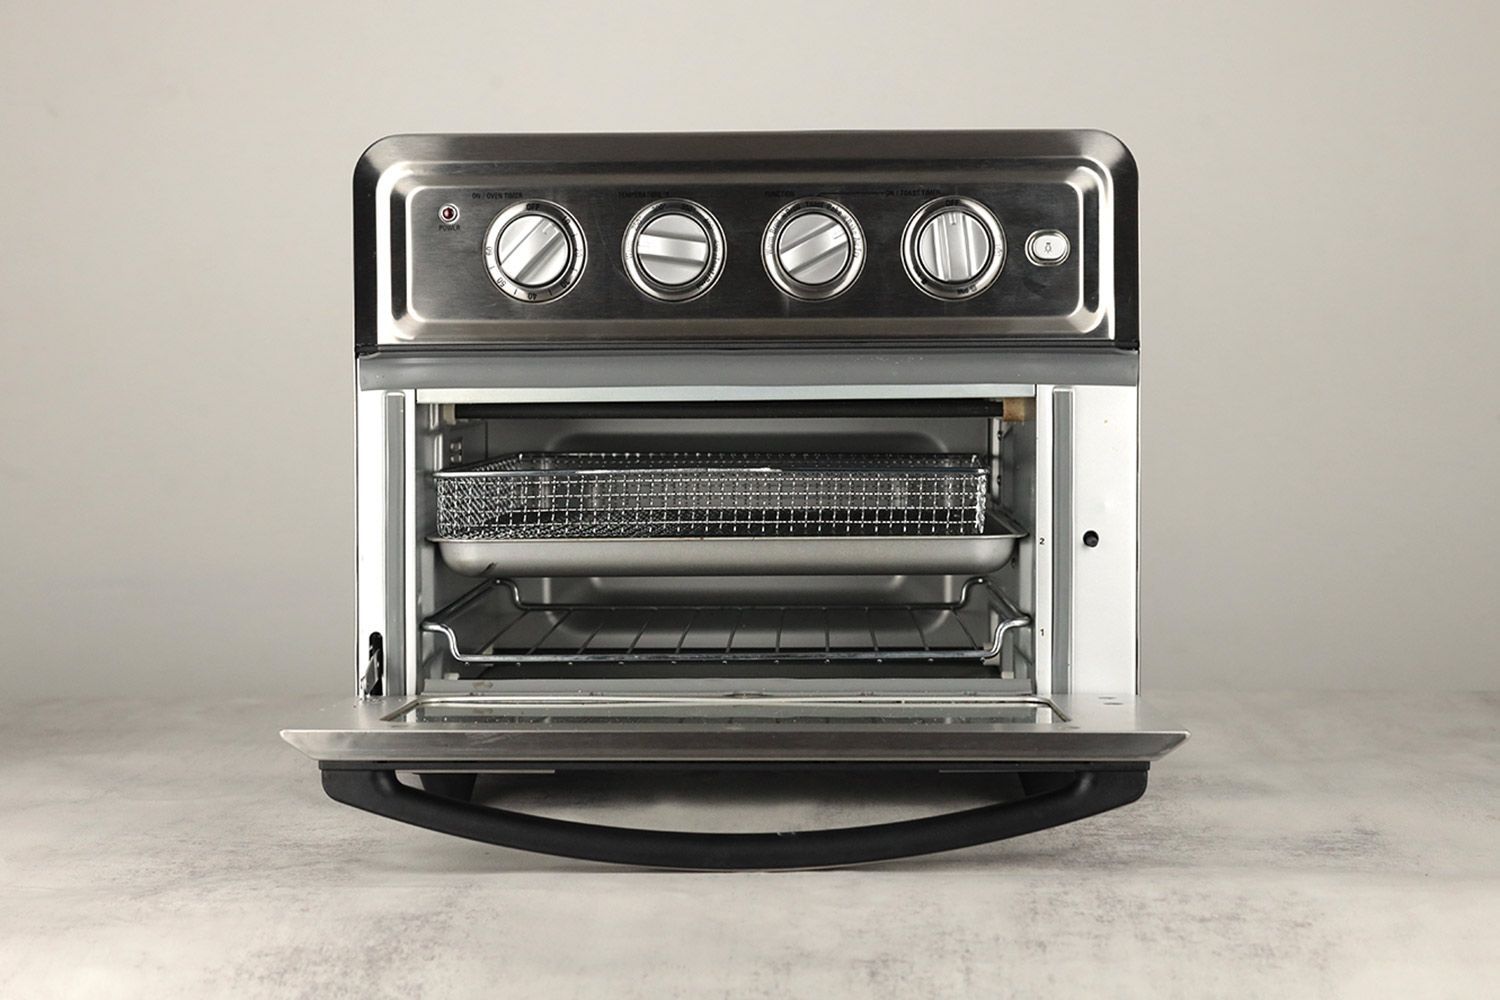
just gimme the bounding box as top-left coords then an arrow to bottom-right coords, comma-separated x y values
435,452 -> 989,539
431,452 -> 1025,577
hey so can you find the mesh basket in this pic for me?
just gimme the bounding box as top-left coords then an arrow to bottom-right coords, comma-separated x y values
434,452 -> 988,540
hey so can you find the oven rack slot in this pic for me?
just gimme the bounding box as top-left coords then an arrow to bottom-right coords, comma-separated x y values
421,577 -> 1030,665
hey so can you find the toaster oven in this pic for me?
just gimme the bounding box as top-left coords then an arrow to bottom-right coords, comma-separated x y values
282,130 -> 1187,869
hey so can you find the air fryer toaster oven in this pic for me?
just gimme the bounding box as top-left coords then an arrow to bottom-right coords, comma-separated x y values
282,131 -> 1187,869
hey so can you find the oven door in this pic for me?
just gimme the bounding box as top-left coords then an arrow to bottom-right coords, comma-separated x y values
282,689 -> 1185,869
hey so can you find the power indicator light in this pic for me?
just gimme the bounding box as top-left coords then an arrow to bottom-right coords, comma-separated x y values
438,203 -> 460,224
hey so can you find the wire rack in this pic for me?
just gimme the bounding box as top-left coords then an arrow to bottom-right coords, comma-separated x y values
434,452 -> 989,541
421,577 -> 1030,665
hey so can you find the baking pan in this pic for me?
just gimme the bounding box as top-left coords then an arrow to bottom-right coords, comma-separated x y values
433,510 -> 1026,577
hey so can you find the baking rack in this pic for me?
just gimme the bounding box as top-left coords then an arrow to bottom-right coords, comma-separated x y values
422,577 -> 1030,665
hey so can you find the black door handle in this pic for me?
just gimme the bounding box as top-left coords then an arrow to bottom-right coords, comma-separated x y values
321,766 -> 1148,870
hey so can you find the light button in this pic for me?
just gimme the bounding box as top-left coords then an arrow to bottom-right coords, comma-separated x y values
1026,230 -> 1074,265
1025,230 -> 1070,266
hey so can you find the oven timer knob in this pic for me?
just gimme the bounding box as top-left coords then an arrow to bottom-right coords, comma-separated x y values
482,200 -> 587,303
763,199 -> 865,301
902,196 -> 1006,300
622,199 -> 726,302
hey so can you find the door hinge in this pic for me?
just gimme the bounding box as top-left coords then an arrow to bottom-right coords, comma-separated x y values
361,633 -> 385,698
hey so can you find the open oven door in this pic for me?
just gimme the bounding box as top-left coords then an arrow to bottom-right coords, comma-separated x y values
282,690 -> 1185,869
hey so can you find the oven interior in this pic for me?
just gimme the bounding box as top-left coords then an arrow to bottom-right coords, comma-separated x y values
402,399 -> 1040,695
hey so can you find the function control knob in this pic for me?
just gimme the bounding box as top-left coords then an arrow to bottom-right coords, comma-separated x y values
901,196 -> 1005,300
622,199 -> 726,302
482,200 -> 587,303
762,199 -> 865,301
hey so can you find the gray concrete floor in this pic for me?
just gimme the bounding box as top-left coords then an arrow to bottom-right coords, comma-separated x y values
1,692 -> 1497,998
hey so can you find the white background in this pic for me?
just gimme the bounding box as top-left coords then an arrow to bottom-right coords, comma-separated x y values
3,0 -> 1497,697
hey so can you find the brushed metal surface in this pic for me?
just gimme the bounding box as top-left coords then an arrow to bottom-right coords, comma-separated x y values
762,199 -> 865,301
1026,229 -> 1070,266
432,510 -> 1024,577
638,213 -> 709,285
280,693 -> 1187,763
777,211 -> 851,285
620,199 -> 726,302
355,350 -> 1139,392
916,209 -> 992,283
902,196 -> 1006,301
355,130 -> 1131,346
500,217 -> 566,285
481,200 -> 586,303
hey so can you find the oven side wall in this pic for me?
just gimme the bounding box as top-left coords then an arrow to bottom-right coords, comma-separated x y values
354,387 -> 414,698
1043,383 -> 1139,695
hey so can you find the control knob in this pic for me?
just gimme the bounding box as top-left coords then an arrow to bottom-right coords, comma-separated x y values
902,196 -> 1005,300
762,199 -> 865,301
483,200 -> 587,303
622,200 -> 726,302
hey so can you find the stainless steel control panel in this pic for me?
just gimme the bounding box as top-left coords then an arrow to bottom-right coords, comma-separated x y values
355,131 -> 1135,348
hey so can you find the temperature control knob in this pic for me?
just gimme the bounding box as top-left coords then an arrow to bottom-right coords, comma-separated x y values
901,196 -> 1005,300
762,199 -> 865,301
622,199 -> 726,302
482,200 -> 587,303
